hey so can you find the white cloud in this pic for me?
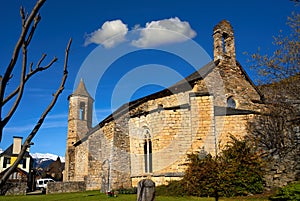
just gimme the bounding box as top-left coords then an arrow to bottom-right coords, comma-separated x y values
132,17 -> 197,47
84,17 -> 197,48
84,20 -> 128,48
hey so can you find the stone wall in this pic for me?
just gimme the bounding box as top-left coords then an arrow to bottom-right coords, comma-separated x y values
64,94 -> 91,182
263,142 -> 300,190
86,125 -> 113,191
216,114 -> 253,150
86,117 -> 132,191
85,129 -> 103,191
1,182 -> 27,196
128,90 -> 217,182
74,140 -> 89,181
190,94 -> 216,153
110,116 -> 132,189
131,174 -> 183,187
47,181 -> 86,194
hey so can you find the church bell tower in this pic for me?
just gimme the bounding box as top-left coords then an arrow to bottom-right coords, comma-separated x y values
64,79 -> 94,181
213,20 -> 236,65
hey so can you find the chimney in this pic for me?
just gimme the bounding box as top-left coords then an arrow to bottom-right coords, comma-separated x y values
12,136 -> 23,155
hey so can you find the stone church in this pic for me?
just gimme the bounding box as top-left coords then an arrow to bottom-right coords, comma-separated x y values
63,20 -> 263,191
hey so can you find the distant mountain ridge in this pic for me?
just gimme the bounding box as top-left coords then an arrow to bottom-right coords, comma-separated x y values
0,149 -> 65,169
30,153 -> 65,162
31,153 -> 65,169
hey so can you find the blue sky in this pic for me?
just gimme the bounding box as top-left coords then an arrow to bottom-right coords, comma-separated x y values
0,0 -> 298,156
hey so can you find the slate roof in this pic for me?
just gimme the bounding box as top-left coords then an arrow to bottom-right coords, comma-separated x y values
71,79 -> 93,98
101,61 -> 217,123
94,59 -> 262,128
74,59 -> 262,146
0,144 -> 30,157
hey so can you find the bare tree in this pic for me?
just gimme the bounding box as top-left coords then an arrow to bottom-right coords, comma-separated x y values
246,11 -> 300,187
0,0 -> 72,189
247,12 -> 299,156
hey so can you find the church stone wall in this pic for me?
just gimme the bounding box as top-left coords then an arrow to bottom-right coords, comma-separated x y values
110,116 -> 132,189
85,121 -> 114,190
216,114 -> 253,150
128,90 -> 217,186
85,132 -> 103,191
74,140 -> 89,181
85,117 -> 132,191
129,107 -> 192,176
190,94 -> 216,154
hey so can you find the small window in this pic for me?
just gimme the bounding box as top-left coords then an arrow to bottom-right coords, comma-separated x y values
227,97 -> 236,108
79,102 -> 85,120
3,157 -> 6,168
3,157 -> 10,168
158,104 -> 163,112
21,159 -> 26,169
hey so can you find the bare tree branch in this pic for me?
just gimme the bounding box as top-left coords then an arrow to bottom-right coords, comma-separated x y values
25,14 -> 41,46
1,24 -> 29,128
0,0 -> 72,190
0,38 -> 72,188
0,0 -> 46,101
3,55 -> 58,105
0,0 -> 46,141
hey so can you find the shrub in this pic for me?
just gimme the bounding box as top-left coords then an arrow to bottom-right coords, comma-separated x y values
116,187 -> 137,194
159,136 -> 265,200
269,181 -> 300,201
155,180 -> 185,196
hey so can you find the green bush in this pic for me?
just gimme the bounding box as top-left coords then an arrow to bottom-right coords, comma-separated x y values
269,182 -> 300,201
158,136 -> 265,199
116,187 -> 137,194
155,180 -> 185,196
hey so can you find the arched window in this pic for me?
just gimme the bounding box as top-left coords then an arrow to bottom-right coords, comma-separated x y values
143,128 -> 152,173
222,32 -> 229,54
79,102 -> 85,120
227,97 -> 236,108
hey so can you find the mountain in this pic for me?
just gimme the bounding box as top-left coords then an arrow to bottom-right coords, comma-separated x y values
31,153 -> 65,169
31,153 -> 65,162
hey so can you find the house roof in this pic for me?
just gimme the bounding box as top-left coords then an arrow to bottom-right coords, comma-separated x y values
0,144 -> 30,157
74,59 -> 263,147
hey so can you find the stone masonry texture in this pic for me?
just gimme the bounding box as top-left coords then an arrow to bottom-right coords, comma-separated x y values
63,20 -> 277,191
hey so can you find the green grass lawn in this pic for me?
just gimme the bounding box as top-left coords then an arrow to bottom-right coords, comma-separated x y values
0,191 -> 270,201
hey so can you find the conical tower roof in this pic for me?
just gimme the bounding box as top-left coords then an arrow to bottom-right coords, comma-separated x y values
71,79 -> 92,98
